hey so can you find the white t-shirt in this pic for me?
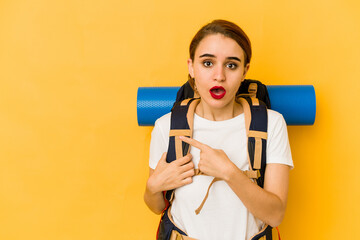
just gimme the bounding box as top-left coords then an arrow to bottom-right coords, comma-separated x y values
149,110 -> 293,240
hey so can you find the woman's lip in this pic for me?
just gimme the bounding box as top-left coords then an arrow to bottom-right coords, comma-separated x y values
209,86 -> 226,99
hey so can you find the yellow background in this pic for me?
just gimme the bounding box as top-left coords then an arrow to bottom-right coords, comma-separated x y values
1,0 -> 360,239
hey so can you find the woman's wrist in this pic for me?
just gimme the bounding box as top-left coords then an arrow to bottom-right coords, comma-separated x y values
144,174 -> 166,215
146,175 -> 162,195
223,162 -> 240,182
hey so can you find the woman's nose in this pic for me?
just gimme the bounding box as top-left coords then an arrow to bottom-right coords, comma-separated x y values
213,65 -> 225,82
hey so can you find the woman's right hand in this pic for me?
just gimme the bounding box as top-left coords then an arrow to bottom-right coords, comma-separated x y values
147,152 -> 195,194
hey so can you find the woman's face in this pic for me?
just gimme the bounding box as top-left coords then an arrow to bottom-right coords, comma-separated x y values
188,34 -> 249,111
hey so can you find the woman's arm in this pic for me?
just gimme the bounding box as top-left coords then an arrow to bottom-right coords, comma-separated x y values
179,136 -> 290,227
225,163 -> 290,227
144,168 -> 166,215
144,152 -> 195,215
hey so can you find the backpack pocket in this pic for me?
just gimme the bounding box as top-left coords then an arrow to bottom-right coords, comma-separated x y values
157,207 -> 196,240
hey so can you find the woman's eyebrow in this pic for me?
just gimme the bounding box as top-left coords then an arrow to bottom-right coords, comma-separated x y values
199,54 -> 241,62
227,56 -> 241,62
199,53 -> 215,58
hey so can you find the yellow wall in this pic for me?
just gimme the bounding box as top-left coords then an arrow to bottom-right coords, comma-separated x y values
1,0 -> 359,239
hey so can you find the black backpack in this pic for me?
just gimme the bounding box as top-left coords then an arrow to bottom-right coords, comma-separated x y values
157,79 -> 274,240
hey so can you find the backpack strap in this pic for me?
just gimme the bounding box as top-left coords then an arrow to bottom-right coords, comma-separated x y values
164,98 -> 200,203
238,96 -> 268,188
166,98 -> 200,163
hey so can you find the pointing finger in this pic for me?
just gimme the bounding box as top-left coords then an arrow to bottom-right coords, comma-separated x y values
179,136 -> 208,151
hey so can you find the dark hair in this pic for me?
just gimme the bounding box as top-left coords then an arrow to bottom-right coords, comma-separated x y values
188,20 -> 252,89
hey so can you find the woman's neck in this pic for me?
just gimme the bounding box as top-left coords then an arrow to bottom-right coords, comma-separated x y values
195,100 -> 243,121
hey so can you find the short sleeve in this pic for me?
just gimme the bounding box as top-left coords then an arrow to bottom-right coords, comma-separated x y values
149,113 -> 171,169
266,110 -> 294,168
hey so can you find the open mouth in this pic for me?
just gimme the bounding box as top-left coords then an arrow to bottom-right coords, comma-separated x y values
210,86 -> 226,99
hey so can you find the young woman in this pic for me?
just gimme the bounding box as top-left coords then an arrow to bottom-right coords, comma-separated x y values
144,20 -> 293,240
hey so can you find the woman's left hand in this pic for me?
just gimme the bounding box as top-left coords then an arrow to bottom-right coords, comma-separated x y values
179,136 -> 236,181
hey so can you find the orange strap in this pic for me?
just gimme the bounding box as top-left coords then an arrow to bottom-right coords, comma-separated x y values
195,177 -> 219,215
276,227 -> 281,240
194,169 -> 203,176
248,130 -> 267,170
248,83 -> 258,98
243,169 -> 260,179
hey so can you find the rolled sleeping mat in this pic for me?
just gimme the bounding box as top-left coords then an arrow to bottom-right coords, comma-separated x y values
137,85 -> 316,126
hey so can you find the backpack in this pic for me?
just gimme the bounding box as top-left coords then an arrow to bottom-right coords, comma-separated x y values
157,79 -> 276,240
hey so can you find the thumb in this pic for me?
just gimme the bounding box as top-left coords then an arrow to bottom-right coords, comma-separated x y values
159,152 -> 167,163
154,152 -> 168,171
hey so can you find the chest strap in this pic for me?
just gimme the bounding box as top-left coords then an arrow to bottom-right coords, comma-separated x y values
195,177 -> 220,215
194,169 -> 261,215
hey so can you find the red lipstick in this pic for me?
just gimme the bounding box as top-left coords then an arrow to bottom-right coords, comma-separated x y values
210,86 -> 226,99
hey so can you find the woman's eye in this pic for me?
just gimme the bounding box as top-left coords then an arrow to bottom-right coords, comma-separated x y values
226,63 -> 238,69
203,61 -> 213,67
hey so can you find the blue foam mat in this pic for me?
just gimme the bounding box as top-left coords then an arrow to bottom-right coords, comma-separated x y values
137,85 -> 316,126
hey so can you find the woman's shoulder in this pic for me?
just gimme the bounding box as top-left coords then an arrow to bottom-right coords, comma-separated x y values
267,109 -> 284,122
267,109 -> 287,132
267,109 -> 284,120
155,112 -> 171,125
154,112 -> 171,133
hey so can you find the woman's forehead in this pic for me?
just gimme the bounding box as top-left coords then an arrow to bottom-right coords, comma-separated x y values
194,34 -> 245,60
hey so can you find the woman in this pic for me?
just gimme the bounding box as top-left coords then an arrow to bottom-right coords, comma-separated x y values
144,19 -> 293,240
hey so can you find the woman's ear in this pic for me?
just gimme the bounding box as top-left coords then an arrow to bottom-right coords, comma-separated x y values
187,58 -> 194,78
244,63 -> 250,76
242,63 -> 250,81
